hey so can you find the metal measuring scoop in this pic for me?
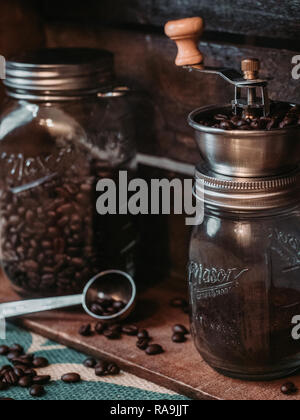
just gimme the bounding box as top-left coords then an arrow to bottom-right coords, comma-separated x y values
0,270 -> 136,323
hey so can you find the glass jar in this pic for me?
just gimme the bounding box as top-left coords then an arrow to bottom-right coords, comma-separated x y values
189,165 -> 300,380
0,48 -> 137,297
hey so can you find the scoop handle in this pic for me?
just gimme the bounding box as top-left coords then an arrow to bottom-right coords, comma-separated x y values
0,295 -> 83,319
165,17 -> 204,66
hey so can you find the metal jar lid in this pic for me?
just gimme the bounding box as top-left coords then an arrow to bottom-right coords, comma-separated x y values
4,48 -> 115,100
195,164 -> 300,211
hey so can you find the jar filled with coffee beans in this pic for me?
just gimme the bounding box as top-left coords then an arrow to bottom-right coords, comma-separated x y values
0,48 -> 137,297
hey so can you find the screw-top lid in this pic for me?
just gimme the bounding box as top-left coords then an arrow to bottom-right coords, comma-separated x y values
195,164 -> 300,212
4,48 -> 115,100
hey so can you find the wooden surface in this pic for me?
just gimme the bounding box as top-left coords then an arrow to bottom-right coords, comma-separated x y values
1,274 -> 300,400
40,0 -> 300,41
46,23 -> 300,165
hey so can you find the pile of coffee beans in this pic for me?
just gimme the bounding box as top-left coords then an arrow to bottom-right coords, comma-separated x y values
198,103 -> 300,131
0,341 -> 125,399
0,344 -> 51,398
77,296 -> 190,360
172,325 -> 190,343
1,163 -> 99,297
0,344 -> 86,398
83,358 -> 120,377
0,142 -> 137,297
90,297 -> 127,317
79,322 -> 165,356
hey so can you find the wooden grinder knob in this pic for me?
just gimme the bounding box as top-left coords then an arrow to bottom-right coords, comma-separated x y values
165,17 -> 204,66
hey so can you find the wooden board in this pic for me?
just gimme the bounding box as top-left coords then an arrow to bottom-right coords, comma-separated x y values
40,0 -> 300,41
1,273 -> 300,400
46,24 -> 300,165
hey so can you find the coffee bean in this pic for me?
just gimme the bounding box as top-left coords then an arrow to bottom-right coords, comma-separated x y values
24,369 -> 37,378
9,215 -> 20,226
33,376 -> 51,385
30,385 -> 45,397
91,304 -> 104,316
106,307 -> 118,315
20,353 -> 33,361
113,301 -> 126,311
220,120 -> 233,130
18,376 -> 33,388
172,333 -> 187,343
83,358 -> 97,368
250,120 -> 260,129
146,345 -> 164,356
107,324 -> 122,333
214,114 -> 229,121
281,382 -> 298,395
95,361 -> 109,377
99,298 -> 114,309
170,298 -> 188,308
57,204 -> 72,214
173,325 -> 189,335
95,322 -> 106,335
104,329 -> 121,340
0,346 -> 9,356
13,367 -> 25,378
137,330 -> 149,339
106,363 -> 120,376
79,324 -> 92,337
280,117 -> 295,129
11,357 -> 32,367
61,373 -> 81,383
6,351 -> 20,361
32,357 -> 48,368
25,210 -> 35,223
2,370 -> 18,385
41,241 -> 52,249
136,339 -> 151,351
122,325 -> 138,336
72,258 -> 84,267
258,117 -> 270,129
0,366 -> 12,375
23,260 -> 39,272
230,116 -> 242,126
95,298 -> 109,307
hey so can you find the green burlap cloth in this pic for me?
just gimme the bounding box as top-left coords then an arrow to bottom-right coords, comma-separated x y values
0,323 -> 190,401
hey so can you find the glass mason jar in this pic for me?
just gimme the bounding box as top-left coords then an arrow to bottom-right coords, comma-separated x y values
0,48 -> 137,297
189,165 -> 300,380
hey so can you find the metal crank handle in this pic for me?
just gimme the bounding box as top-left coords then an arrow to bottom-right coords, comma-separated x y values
0,295 -> 83,319
164,17 -> 267,86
